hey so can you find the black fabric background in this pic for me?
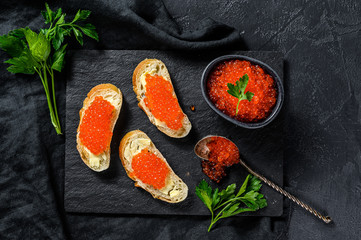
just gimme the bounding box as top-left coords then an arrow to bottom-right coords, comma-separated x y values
1,0 -> 360,239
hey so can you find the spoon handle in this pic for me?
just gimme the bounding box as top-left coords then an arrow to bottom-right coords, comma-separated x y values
239,159 -> 332,224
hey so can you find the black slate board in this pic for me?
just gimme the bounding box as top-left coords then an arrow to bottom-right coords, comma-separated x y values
65,50 -> 284,216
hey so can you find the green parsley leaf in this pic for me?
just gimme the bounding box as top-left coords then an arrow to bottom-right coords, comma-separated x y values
242,190 -> 258,202
25,30 -> 50,62
72,27 -> 83,45
226,74 -> 254,116
52,26 -> 65,50
236,174 -> 250,197
73,10 -> 91,22
8,29 -> 26,39
246,174 -> 262,192
72,10 -> 81,22
41,6 -> 61,25
24,28 -> 38,48
195,174 -> 267,232
55,14 -> 66,25
221,203 -> 240,218
51,44 -> 66,72
79,10 -> 91,20
41,11 -> 50,24
79,24 -> 99,41
237,74 -> 249,93
195,179 -> 213,212
54,8 -> 62,21
45,3 -> 53,23
0,33 -> 26,57
218,183 -> 236,201
211,187 -> 220,208
255,194 -> 268,209
230,207 -> 255,215
241,195 -> 263,210
245,91 -> 254,101
5,48 -> 39,74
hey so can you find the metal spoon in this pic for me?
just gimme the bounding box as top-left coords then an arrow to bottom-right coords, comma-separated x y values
194,135 -> 332,224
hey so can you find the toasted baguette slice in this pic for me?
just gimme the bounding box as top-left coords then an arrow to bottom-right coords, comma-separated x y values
77,84 -> 123,172
119,130 -> 188,203
132,59 -> 191,138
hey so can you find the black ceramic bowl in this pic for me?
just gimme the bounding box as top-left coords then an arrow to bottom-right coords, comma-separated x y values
201,55 -> 284,129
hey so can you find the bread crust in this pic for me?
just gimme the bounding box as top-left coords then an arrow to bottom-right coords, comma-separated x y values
132,59 -> 191,138
77,83 -> 123,172
119,130 -> 188,203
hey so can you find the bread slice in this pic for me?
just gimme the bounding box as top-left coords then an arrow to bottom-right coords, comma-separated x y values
119,130 -> 188,203
77,84 -> 123,172
132,59 -> 191,138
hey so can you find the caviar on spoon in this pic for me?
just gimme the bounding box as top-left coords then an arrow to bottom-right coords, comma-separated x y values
194,135 -> 332,224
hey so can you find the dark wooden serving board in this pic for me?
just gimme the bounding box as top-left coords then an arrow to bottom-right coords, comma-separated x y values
65,50 -> 284,216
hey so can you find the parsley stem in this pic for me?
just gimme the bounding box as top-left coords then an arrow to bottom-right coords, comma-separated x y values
214,197 -> 242,211
208,210 -> 214,232
46,64 -> 61,133
235,98 -> 241,116
215,202 -> 233,220
207,201 -> 234,232
37,64 -> 62,134
42,65 -> 56,131
208,221 -> 215,232
46,23 -> 73,38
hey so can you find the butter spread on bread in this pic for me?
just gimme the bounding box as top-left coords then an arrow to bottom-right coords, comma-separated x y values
77,84 -> 122,172
119,130 -> 188,203
133,59 -> 192,138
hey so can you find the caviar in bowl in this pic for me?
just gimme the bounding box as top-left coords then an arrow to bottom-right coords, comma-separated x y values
201,55 -> 284,129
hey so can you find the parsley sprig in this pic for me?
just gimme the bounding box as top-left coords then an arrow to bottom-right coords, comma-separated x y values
227,74 -> 254,116
0,3 -> 98,134
196,174 -> 267,232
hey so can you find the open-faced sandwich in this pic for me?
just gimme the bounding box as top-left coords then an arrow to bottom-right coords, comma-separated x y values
77,83 -> 123,172
132,59 -> 191,138
119,130 -> 188,203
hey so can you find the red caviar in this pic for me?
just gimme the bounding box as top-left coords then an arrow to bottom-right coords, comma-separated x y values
79,96 -> 115,155
207,60 -> 277,122
131,149 -> 170,189
202,137 -> 239,183
144,74 -> 184,130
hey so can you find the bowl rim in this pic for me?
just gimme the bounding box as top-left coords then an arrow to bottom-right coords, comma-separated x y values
201,54 -> 284,129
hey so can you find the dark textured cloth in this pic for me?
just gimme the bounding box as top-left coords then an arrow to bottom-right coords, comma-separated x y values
1,0 -> 360,239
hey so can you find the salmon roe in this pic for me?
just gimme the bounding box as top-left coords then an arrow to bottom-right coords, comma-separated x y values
202,137 -> 239,183
131,149 -> 170,189
144,74 -> 184,130
207,60 -> 277,122
79,96 -> 115,155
